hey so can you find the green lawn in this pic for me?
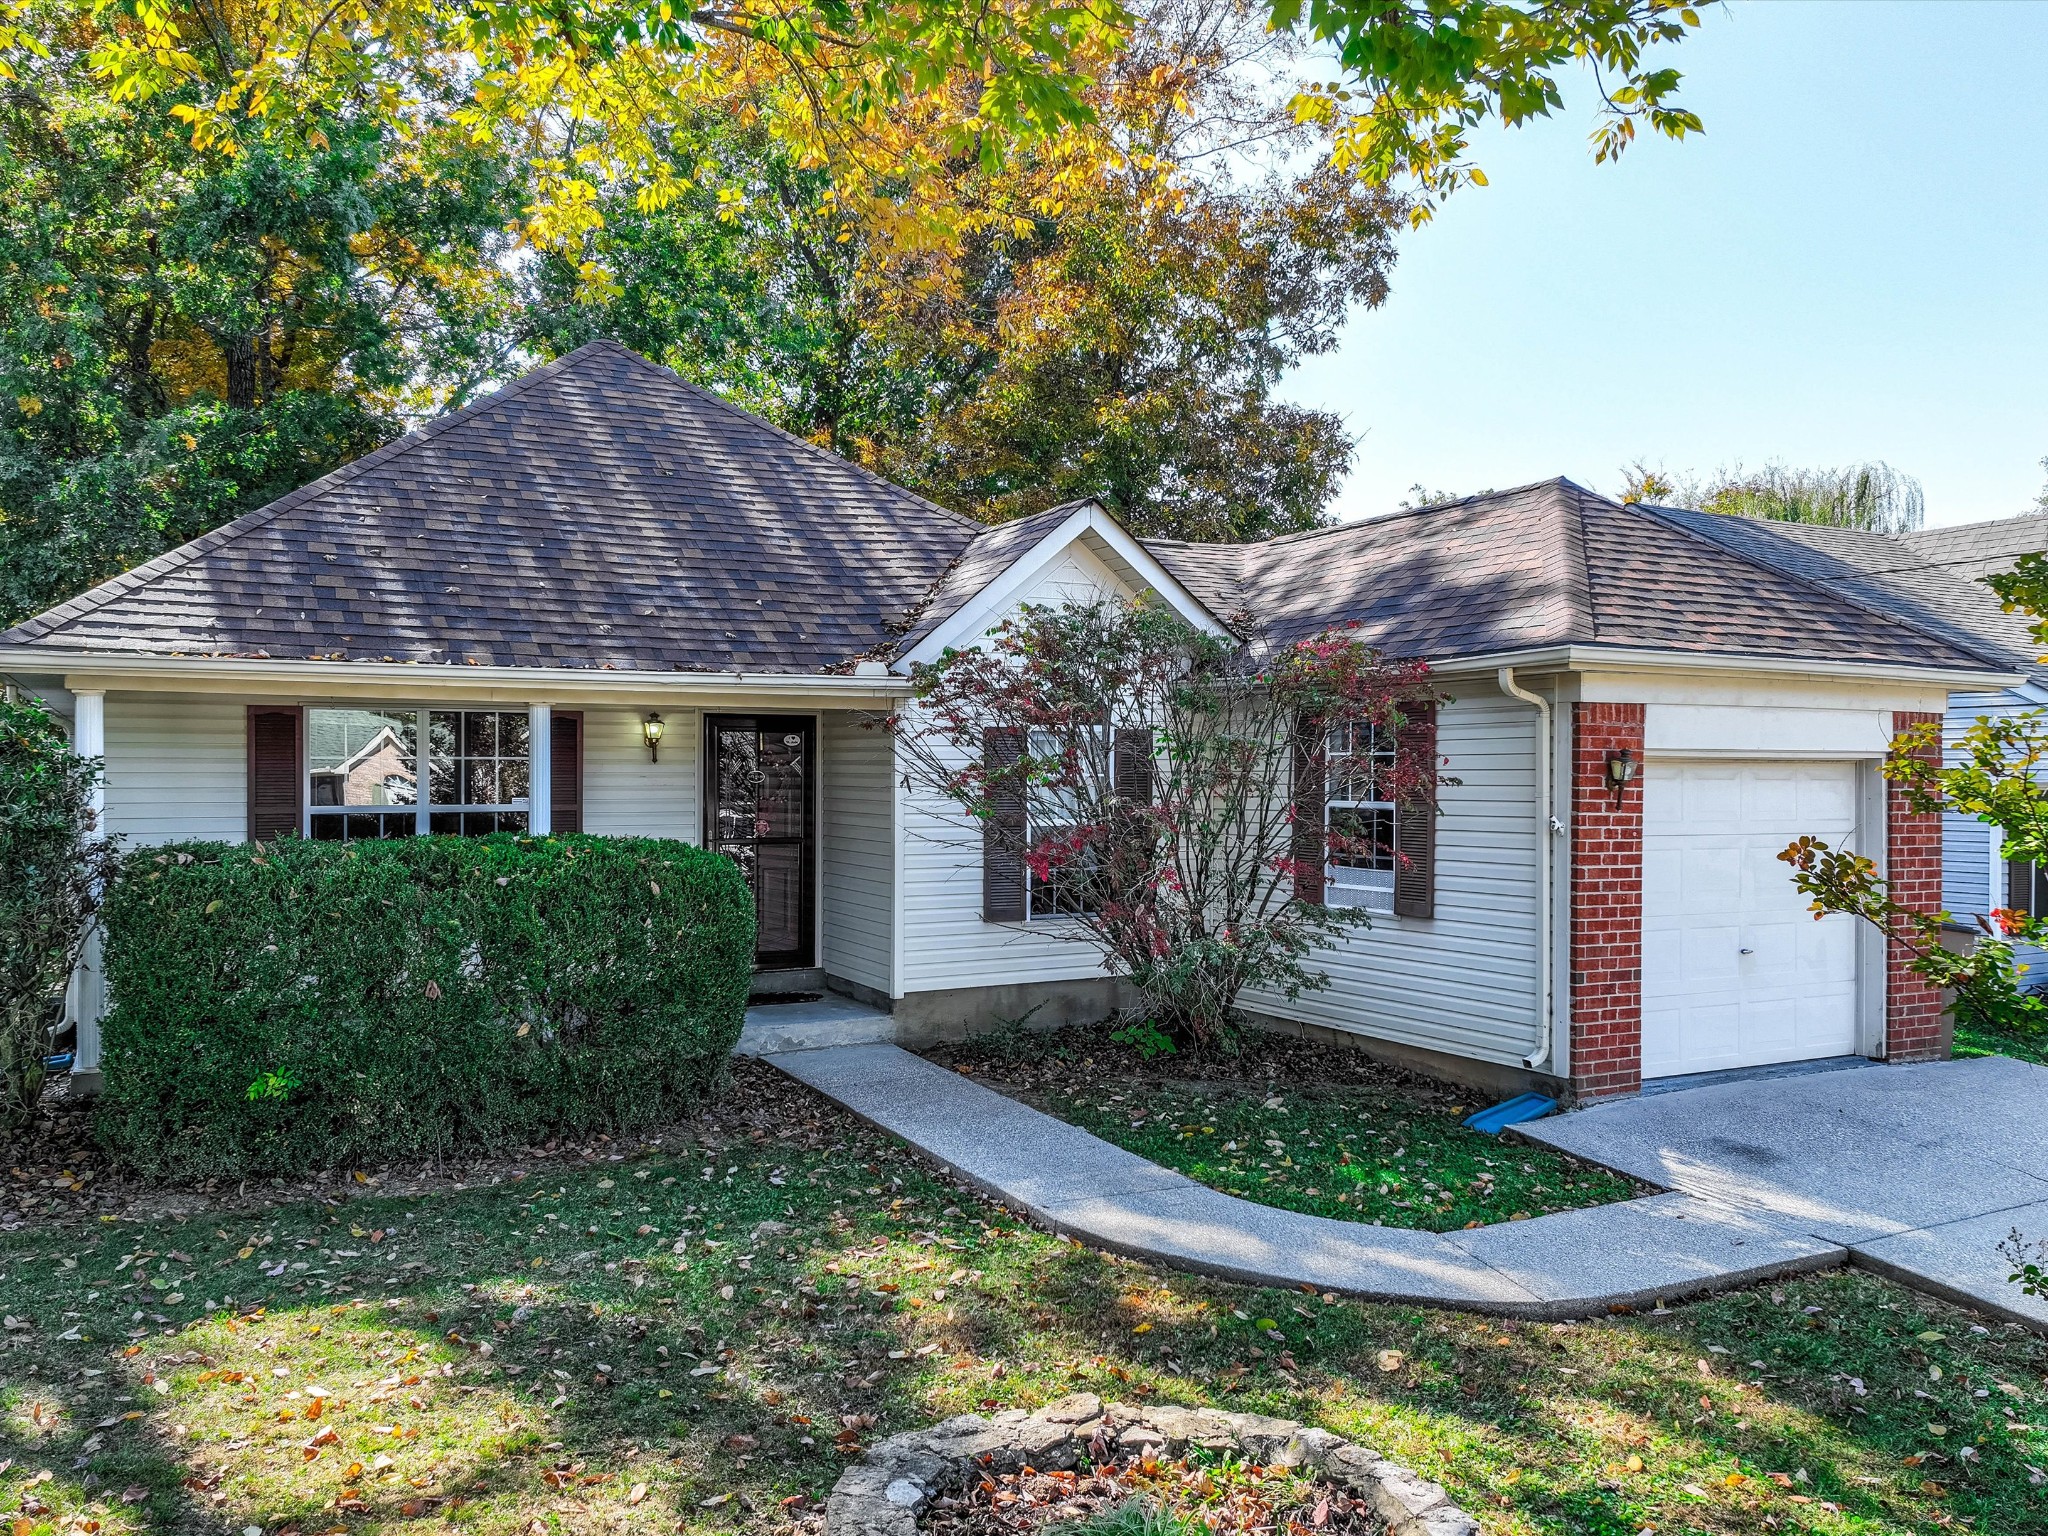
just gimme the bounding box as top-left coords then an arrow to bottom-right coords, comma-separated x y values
1017,1077 -> 1638,1231
929,1029 -> 1639,1231
1955,1019 -> 2048,1066
1,1062 -> 2044,1536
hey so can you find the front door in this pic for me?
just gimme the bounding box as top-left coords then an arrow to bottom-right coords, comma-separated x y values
706,715 -> 815,969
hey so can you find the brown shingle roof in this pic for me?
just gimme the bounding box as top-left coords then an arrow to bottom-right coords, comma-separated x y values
1147,479 -> 2000,671
3,341 -> 982,672
0,346 -> 2003,681
1650,505 -> 2043,680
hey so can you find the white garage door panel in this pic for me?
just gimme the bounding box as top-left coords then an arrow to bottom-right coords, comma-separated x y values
1641,760 -> 1860,1079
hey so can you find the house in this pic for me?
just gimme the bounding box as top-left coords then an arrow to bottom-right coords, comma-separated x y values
0,343 -> 2017,1103
1652,505 -> 2048,972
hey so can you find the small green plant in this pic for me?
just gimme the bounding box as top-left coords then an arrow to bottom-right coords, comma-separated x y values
1065,1501 -> 1207,1536
244,1068 -> 300,1103
1108,1017 -> 1179,1060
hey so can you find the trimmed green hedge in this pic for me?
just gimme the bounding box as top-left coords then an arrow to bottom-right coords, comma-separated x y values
96,835 -> 755,1179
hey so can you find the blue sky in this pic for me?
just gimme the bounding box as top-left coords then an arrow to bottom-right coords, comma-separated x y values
1288,0 -> 2048,529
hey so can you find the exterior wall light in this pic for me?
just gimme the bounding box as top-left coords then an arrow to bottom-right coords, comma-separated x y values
1604,747 -> 1638,806
642,712 -> 665,763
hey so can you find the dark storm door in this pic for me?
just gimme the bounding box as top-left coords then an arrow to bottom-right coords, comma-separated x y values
706,715 -> 816,969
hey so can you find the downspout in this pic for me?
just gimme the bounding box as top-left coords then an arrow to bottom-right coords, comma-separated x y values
1497,668 -> 1558,1074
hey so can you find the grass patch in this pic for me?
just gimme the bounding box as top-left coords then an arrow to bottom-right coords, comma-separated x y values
0,1062 -> 2043,1536
1956,1019 -> 2048,1066
929,1027 -> 1639,1231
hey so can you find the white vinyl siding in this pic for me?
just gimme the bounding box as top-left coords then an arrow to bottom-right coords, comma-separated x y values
820,711 -> 895,994
102,691 -> 247,844
896,547 -> 1135,996
581,706 -> 698,839
1246,692 -> 1545,1068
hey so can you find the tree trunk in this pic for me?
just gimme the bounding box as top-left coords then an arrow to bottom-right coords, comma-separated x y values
222,334 -> 259,410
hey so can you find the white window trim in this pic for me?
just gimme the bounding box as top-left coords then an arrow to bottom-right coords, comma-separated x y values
1325,722 -> 1396,915
303,705 -> 537,838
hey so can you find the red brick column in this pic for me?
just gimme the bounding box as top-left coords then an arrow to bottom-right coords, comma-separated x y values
1569,703 -> 1646,1100
1885,710 -> 1949,1062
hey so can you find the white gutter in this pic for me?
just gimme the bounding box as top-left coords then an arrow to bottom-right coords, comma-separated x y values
0,650 -> 912,699
1433,644 -> 2018,693
1497,667 -> 1560,1076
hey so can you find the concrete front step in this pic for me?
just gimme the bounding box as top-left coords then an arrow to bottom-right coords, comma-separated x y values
736,995 -> 895,1056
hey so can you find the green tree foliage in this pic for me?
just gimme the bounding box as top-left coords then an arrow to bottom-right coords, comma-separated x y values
1781,554 -> 2048,1044
0,11 -> 526,625
534,0 -> 1404,542
1,2 -> 1705,241
1618,459 -> 1927,534
95,834 -> 754,1178
0,692 -> 121,1129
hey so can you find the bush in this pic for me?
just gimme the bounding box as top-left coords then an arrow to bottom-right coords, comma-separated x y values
95,835 -> 755,1179
1,694 -> 121,1131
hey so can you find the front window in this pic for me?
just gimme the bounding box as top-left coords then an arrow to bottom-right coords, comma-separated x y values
1026,728 -> 1103,919
1327,720 -> 1396,913
306,707 -> 529,840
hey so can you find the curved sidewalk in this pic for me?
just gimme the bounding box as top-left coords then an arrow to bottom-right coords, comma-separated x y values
766,1043 -> 1843,1320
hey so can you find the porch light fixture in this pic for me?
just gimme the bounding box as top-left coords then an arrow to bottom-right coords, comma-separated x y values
642,712 -> 665,763
1604,747 -> 1638,805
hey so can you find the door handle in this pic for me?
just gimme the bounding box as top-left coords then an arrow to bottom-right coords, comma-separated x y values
1739,947 -> 1754,955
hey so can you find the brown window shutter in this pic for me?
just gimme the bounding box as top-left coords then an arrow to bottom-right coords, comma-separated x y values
1290,714 -> 1325,906
983,727 -> 1026,922
1113,727 -> 1154,807
247,706 -> 303,843
1393,702 -> 1438,919
551,711 -> 583,834
2009,857 -> 2035,915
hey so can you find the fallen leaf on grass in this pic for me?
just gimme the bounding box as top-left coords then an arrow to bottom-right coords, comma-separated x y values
627,1484 -> 648,1505
1375,1350 -> 1404,1373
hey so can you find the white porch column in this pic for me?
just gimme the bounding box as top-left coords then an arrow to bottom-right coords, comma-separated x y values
68,690 -> 107,1085
528,703 -> 552,835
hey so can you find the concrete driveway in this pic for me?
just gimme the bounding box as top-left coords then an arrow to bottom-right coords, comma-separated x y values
1520,1054 -> 2048,1329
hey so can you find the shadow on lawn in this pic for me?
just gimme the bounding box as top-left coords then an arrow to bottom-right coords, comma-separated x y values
4,1071 -> 2045,1536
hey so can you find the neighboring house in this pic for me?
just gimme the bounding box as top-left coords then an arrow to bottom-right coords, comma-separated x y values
0,344 -> 2018,1103
1655,505 -> 2048,973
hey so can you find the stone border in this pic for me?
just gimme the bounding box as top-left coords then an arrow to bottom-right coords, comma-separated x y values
826,1393 -> 1480,1536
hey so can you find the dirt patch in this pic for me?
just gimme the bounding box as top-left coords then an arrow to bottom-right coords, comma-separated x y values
925,1455 -> 1385,1536
0,1057 -> 838,1231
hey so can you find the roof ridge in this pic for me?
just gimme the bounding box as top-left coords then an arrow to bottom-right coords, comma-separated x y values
1,345 -> 597,645
1640,503 -> 1934,576
582,339 -> 985,534
1166,476 -> 1596,559
1629,503 -> 2016,670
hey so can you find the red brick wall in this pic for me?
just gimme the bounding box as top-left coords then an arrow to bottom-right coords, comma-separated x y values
1886,710 -> 1950,1062
1569,703 -> 1646,1100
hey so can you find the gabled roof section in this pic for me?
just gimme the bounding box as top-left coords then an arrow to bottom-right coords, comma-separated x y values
3,341 -> 982,672
1146,479 -> 2004,674
890,500 -> 1091,657
891,498 -> 1230,669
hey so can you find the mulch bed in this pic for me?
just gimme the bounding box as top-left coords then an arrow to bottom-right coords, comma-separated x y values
924,1024 -> 1475,1105
0,1056 -> 851,1231
925,1452 -> 1386,1536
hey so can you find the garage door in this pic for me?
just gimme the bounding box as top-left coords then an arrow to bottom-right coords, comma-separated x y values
1641,759 -> 1861,1079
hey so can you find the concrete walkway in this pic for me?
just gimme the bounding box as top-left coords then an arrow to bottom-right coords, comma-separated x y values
1521,1054 -> 2048,1329
767,1044 -> 1843,1320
